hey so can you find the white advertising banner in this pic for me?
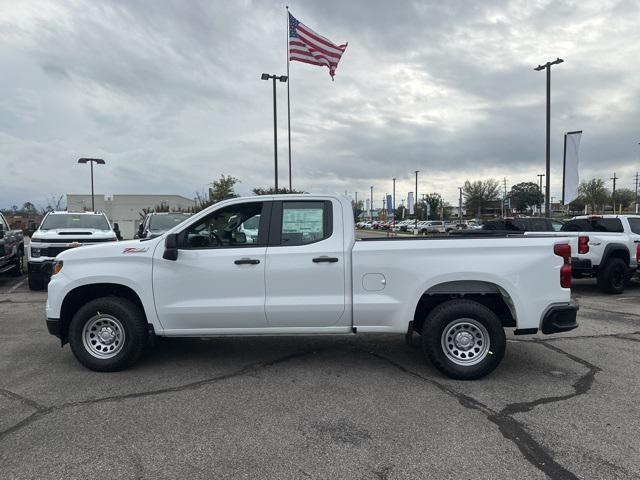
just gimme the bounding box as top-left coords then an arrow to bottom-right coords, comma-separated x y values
563,131 -> 582,204
365,199 -> 371,218
407,192 -> 415,215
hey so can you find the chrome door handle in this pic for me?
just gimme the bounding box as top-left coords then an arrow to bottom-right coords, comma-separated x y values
234,258 -> 260,265
312,256 -> 339,263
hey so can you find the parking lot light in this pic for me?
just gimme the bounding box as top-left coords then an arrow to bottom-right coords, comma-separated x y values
77,158 -> 105,211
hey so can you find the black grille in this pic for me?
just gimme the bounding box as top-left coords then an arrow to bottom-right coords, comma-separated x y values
43,246 -> 71,257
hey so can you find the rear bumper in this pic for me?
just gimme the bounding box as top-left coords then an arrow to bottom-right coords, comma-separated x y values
571,257 -> 592,273
540,303 -> 579,334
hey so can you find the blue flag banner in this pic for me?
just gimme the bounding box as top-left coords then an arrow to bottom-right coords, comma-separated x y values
386,194 -> 393,215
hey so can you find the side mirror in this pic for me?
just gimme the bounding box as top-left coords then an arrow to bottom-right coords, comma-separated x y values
232,231 -> 247,244
163,233 -> 179,261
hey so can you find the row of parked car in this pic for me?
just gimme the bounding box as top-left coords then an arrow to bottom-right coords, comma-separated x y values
356,219 -> 482,234
357,215 -> 640,294
0,210 -> 193,290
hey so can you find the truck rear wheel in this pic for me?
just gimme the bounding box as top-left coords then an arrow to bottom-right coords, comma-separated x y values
422,299 -> 506,380
68,297 -> 147,372
596,258 -> 628,294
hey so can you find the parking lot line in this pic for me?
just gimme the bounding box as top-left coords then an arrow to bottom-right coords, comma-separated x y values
6,279 -> 26,294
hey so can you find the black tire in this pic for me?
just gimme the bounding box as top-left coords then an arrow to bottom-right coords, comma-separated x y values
68,297 -> 147,372
421,299 -> 506,380
596,258 -> 629,294
28,272 -> 46,291
10,249 -> 24,277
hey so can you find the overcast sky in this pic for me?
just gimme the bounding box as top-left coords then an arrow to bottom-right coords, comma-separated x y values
1,0 -> 639,209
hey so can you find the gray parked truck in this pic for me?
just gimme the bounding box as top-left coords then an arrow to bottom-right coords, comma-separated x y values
0,212 -> 25,277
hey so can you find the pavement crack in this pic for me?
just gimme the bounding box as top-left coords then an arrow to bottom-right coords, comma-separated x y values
361,349 -> 582,480
501,341 -> 600,416
0,349 -> 317,443
0,388 -> 49,412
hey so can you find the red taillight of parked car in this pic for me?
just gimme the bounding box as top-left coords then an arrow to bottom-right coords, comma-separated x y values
636,243 -> 640,263
578,236 -> 589,254
554,243 -> 572,288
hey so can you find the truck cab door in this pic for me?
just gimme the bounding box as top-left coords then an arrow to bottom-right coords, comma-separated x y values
264,200 -> 348,328
152,201 -> 269,333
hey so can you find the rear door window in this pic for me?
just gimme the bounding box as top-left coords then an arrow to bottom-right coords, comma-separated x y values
273,201 -> 332,246
561,218 -> 624,232
628,218 -> 640,234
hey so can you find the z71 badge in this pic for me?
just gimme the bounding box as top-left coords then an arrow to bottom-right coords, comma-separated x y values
122,247 -> 149,254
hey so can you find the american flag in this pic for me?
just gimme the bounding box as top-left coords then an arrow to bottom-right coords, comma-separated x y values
288,13 -> 348,79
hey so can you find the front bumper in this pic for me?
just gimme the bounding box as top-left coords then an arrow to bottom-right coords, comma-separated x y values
541,303 -> 579,334
28,260 -> 55,276
46,317 -> 61,337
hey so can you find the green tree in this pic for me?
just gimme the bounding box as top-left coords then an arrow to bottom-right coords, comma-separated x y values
423,193 -> 444,220
508,182 -> 544,213
352,199 -> 364,221
578,178 -> 610,213
613,188 -> 635,210
22,202 -> 38,214
463,179 -> 500,216
209,175 -> 239,203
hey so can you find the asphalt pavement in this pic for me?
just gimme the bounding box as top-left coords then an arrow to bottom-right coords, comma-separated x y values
0,272 -> 639,480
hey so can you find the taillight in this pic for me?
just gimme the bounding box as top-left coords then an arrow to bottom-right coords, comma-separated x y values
636,243 -> 640,264
578,236 -> 589,254
554,243 -> 572,288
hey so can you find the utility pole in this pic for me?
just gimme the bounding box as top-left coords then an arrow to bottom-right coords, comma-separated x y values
502,177 -> 508,217
537,173 -> 545,216
370,186 -> 373,220
392,178 -> 396,228
414,170 -> 419,229
534,57 -> 564,216
611,172 -> 618,213
458,187 -> 463,224
354,191 -> 358,221
634,171 -> 639,214
77,158 -> 106,211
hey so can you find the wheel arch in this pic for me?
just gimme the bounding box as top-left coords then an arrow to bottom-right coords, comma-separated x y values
600,243 -> 630,268
412,280 -> 516,334
59,283 -> 147,345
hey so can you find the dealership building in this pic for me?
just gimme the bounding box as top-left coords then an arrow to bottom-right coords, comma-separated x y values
66,194 -> 195,239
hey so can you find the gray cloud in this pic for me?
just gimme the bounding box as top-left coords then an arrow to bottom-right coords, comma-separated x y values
0,0 -> 639,210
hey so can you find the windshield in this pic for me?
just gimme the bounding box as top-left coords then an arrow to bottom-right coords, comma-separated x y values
149,213 -> 192,231
41,214 -> 110,230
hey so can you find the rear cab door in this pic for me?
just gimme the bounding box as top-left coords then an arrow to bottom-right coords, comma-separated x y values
264,198 -> 350,330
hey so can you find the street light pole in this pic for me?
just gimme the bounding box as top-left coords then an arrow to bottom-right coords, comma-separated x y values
370,185 -> 373,220
414,170 -> 419,229
261,73 -> 288,193
77,158 -> 105,211
458,187 -> 463,224
534,57 -> 563,216
537,173 -> 545,216
392,178 -> 396,229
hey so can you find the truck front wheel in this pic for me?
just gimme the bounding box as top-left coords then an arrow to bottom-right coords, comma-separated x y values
422,299 -> 506,380
68,297 -> 147,372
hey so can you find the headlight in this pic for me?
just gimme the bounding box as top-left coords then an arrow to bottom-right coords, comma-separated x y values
52,260 -> 63,276
31,247 -> 41,258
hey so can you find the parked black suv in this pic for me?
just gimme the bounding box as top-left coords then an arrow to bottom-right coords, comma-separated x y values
481,217 -> 564,232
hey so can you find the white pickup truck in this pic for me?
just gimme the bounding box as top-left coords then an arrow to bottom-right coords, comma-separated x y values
557,215 -> 640,294
46,195 -> 578,379
28,211 -> 118,290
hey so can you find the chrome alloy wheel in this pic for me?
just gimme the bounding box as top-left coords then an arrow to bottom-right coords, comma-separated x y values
82,314 -> 126,359
440,318 -> 490,366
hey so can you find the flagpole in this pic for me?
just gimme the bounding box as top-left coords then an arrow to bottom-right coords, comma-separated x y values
286,6 -> 292,192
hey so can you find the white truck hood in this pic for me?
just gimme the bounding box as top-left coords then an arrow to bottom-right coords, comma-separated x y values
56,238 -> 163,262
32,229 -> 116,241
